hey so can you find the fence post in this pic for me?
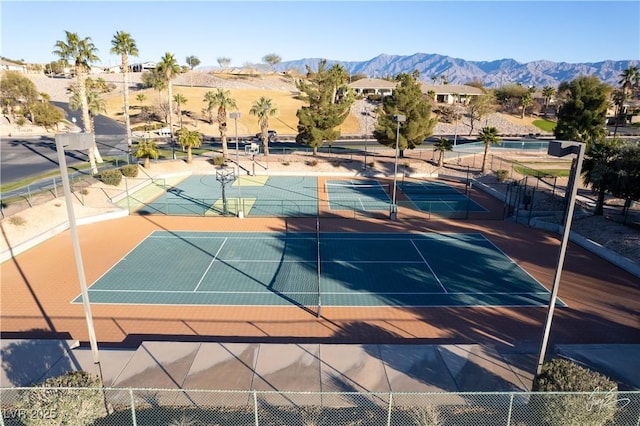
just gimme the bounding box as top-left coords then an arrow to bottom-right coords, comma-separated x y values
253,391 -> 259,426
506,393 -> 514,426
125,177 -> 131,215
386,392 -> 393,426
129,388 -> 137,426
53,177 -> 58,198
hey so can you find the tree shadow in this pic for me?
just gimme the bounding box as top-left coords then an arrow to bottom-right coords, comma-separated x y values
1,333 -> 79,386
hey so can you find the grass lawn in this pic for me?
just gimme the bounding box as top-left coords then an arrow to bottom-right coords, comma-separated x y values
532,119 -> 556,132
513,164 -> 570,178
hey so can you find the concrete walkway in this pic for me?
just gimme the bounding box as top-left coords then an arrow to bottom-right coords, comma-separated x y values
1,340 -> 538,392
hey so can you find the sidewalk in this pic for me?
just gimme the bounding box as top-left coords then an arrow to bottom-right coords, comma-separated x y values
0,340 -> 536,392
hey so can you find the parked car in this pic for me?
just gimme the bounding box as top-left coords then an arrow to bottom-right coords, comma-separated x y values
255,130 -> 277,142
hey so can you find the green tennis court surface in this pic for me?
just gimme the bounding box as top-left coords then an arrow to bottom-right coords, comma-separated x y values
74,232 -> 561,308
134,175 -> 318,216
399,181 -> 487,213
325,179 -> 391,212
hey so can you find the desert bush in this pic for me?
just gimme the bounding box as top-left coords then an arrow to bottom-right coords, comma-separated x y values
305,159 -> 318,167
212,156 -> 226,166
119,164 -> 139,178
8,216 -> 26,226
281,160 -> 290,166
532,358 -> 618,426
367,161 -> 376,168
18,371 -> 105,426
407,405 -> 441,425
99,169 -> 122,186
495,169 -> 509,182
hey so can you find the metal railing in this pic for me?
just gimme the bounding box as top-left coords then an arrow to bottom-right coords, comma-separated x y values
1,387 -> 638,425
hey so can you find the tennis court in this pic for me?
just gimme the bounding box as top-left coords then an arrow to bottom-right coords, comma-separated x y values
325,179 -> 391,212
134,175 -> 318,217
73,231 -> 560,308
399,180 -> 487,213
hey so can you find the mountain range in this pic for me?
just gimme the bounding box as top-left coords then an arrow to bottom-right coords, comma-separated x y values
270,53 -> 639,88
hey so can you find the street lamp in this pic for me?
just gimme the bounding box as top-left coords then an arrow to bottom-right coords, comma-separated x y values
54,133 -> 100,364
535,140 -> 585,376
390,114 -> 406,220
229,112 -> 243,218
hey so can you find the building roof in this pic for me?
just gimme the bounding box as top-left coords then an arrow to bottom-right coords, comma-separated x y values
420,83 -> 484,95
348,78 -> 397,89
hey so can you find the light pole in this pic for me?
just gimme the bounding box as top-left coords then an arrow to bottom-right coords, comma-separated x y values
229,112 -> 243,218
535,140 -> 585,376
363,106 -> 369,169
390,114 -> 406,220
54,133 -> 100,364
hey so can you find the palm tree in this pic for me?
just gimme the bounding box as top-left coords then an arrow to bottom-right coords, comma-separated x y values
615,66 -> 640,134
135,93 -> 146,108
541,86 -> 556,117
156,52 -> 181,157
53,31 -> 102,174
203,91 -> 216,124
478,126 -> 501,173
173,93 -> 187,129
582,138 -> 622,215
249,97 -> 278,156
69,87 -> 105,135
433,137 -> 452,167
177,128 -> 202,164
110,31 -> 138,148
520,92 -> 533,119
134,139 -> 159,168
207,89 -> 238,159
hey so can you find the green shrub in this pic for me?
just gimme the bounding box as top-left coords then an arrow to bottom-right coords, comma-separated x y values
495,169 -> 509,182
119,164 -> 139,177
99,169 -> 123,186
212,156 -> 226,166
19,371 -> 105,426
532,358 -> 618,426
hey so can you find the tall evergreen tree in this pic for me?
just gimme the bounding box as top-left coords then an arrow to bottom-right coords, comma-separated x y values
554,76 -> 610,145
295,59 -> 354,155
373,71 -> 436,157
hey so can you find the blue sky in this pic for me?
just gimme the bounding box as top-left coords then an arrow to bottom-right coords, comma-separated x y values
2,1 -> 639,67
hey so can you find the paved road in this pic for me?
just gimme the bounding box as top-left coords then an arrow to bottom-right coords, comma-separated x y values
1,102 -> 131,198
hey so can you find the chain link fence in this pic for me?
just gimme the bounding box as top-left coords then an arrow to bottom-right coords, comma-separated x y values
1,387 -> 638,425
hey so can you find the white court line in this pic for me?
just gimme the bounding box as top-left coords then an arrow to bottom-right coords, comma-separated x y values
193,237 -> 228,292
410,239 -> 448,293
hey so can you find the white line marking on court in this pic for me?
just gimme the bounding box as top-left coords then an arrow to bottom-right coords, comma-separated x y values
410,239 -> 448,293
193,237 -> 228,292
358,197 -> 365,210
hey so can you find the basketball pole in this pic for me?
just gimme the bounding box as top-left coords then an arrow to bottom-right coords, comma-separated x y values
536,140 -> 585,377
55,133 -> 100,364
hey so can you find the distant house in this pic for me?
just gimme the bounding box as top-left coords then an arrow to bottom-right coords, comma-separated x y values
1,59 -> 27,73
420,83 -> 484,104
130,62 -> 156,73
348,78 -> 397,97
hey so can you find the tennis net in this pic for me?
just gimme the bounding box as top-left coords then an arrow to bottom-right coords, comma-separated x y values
399,182 -> 462,195
324,182 -> 390,193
